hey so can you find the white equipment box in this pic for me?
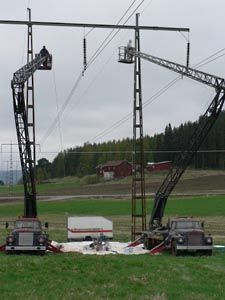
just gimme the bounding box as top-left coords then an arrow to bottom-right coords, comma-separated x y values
67,216 -> 113,240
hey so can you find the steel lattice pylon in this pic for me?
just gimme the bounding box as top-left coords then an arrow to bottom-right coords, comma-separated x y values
24,8 -> 37,217
117,14 -> 190,241
131,14 -> 146,241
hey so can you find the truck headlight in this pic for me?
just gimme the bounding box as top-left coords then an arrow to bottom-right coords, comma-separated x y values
205,237 -> 213,244
7,235 -> 14,243
38,235 -> 46,243
177,236 -> 185,244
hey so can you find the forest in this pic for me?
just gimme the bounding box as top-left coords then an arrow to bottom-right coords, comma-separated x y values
36,110 -> 225,182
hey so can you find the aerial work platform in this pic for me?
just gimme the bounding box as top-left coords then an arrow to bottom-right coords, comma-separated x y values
118,46 -> 135,64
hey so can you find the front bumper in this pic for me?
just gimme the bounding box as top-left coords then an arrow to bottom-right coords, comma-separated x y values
176,245 -> 213,251
6,245 -> 46,251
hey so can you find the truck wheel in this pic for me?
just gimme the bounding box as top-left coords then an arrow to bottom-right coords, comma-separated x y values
144,236 -> 150,250
206,250 -> 212,256
171,241 -> 178,256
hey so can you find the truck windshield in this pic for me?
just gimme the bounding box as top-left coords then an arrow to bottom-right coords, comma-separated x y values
173,221 -> 201,230
15,221 -> 40,229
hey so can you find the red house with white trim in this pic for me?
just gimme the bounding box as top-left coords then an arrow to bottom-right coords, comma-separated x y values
146,161 -> 171,172
96,160 -> 132,179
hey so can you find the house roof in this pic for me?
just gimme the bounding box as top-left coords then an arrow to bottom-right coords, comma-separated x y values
147,161 -> 171,166
101,160 -> 131,167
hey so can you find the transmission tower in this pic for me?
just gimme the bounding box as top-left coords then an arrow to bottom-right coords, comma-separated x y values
25,8 -> 37,203
9,142 -> 13,195
131,14 -> 146,240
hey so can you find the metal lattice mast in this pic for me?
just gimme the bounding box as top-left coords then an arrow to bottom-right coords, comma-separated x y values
131,14 -> 146,241
9,142 -> 13,195
25,8 -> 37,217
26,9 -> 36,166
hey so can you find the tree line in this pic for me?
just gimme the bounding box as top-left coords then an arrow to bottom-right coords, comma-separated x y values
36,110 -> 225,182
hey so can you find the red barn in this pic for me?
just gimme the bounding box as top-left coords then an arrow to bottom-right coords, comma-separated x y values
146,161 -> 171,172
96,160 -> 132,179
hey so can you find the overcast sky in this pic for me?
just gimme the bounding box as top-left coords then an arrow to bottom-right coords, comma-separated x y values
1,0 -> 225,170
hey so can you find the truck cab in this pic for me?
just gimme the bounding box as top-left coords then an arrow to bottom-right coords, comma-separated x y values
6,217 -> 48,255
164,217 -> 213,256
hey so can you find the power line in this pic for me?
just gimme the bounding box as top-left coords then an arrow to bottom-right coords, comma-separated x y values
195,53 -> 225,69
87,47 -> 225,143
3,149 -> 225,155
39,72 -> 83,145
86,0 -> 144,68
40,1 -> 146,146
193,48 -> 225,69
87,76 -> 181,143
56,2 -> 149,141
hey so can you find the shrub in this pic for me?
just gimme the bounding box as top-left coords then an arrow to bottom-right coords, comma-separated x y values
82,175 -> 101,185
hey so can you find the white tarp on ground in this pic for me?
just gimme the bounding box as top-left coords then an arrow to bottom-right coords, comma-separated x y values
55,241 -> 149,255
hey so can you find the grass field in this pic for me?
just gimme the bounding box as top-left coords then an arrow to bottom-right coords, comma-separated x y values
1,251 -> 225,300
1,192 -> 225,299
1,171 -> 225,300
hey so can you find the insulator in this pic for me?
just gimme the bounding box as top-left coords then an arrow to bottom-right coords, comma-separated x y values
83,38 -> 87,71
186,42 -> 190,69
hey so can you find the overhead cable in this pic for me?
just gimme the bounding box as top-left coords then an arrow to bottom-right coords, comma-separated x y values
87,76 -> 180,143
87,47 -> 225,143
40,0 -> 145,146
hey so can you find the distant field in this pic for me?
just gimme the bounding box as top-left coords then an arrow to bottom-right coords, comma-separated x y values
1,169 -> 225,197
1,170 -> 225,244
1,195 -> 225,244
1,195 -> 225,218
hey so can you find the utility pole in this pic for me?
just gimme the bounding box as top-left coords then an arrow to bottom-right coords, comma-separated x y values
131,13 -> 146,240
25,8 -> 37,216
26,8 -> 36,183
118,15 -> 189,240
9,142 -> 13,195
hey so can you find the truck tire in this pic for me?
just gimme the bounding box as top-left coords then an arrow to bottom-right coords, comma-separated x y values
171,241 -> 179,256
144,236 -> 155,250
206,250 -> 212,256
144,236 -> 151,250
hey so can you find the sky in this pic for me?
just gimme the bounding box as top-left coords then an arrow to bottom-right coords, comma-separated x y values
0,0 -> 225,170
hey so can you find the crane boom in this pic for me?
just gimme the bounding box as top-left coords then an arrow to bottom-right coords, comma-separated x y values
135,51 -> 225,90
119,46 -> 225,91
12,54 -> 46,85
149,88 -> 225,228
11,47 -> 52,218
118,45 -> 225,229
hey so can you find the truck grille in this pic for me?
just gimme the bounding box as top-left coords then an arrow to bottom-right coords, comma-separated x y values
19,232 -> 33,245
187,231 -> 204,246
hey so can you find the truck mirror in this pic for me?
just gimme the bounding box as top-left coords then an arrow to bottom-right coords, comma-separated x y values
5,222 -> 9,228
45,222 -> 49,228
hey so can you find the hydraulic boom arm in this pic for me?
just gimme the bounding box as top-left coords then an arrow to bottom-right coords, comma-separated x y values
11,47 -> 52,218
135,50 -> 225,90
119,46 -> 225,90
119,46 -> 225,229
149,88 -> 225,228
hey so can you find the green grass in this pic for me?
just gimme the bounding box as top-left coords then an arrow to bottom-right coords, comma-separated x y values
1,195 -> 225,218
0,251 -> 225,299
1,195 -> 225,242
0,176 -> 83,195
1,195 -> 225,299
164,195 -> 225,216
0,199 -> 131,218
0,184 -> 23,195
